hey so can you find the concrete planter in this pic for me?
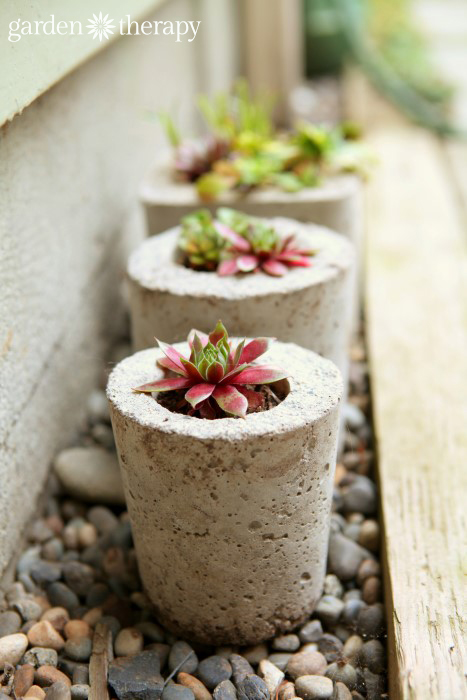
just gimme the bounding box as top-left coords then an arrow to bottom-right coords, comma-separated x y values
127,218 -> 354,385
107,341 -> 342,645
140,162 -> 363,249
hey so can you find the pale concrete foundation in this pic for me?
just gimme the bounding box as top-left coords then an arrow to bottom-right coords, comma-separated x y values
107,341 -> 342,645
127,219 -> 355,386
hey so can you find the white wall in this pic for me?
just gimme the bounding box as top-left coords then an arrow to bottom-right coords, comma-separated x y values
0,0 -> 239,575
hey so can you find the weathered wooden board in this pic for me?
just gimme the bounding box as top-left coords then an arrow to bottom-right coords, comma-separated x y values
344,72 -> 467,699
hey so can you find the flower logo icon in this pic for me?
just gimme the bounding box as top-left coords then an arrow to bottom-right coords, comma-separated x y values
86,12 -> 115,41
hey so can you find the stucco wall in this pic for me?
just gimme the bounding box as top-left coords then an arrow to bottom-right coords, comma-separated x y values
0,0 -> 237,575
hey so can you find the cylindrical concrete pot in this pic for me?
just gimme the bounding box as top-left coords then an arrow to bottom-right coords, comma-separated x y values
127,218 -> 355,385
140,161 -> 363,251
107,340 -> 342,645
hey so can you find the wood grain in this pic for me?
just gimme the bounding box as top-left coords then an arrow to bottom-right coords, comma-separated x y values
344,71 -> 467,699
89,622 -> 113,700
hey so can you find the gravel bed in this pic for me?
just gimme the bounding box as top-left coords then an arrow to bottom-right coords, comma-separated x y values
0,333 -> 387,700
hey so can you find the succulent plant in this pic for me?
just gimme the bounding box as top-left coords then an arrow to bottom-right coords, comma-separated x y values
178,210 -> 224,271
133,321 -> 288,419
215,208 -> 314,277
160,81 -> 370,198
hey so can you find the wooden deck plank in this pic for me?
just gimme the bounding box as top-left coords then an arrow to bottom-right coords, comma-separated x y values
344,73 -> 467,699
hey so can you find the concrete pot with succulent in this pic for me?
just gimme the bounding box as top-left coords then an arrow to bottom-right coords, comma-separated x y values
107,321 -> 343,644
127,207 -> 355,389
140,82 -> 368,252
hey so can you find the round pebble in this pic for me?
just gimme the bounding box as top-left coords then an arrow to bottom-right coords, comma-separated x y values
298,620 -> 322,644
35,665 -> 71,687
162,684 -> 196,700
27,620 -> 65,651
286,649 -> 327,679
317,634 -> 343,662
114,627 -> 144,656
314,595 -> 344,626
360,640 -> 386,674
44,681 -> 71,699
64,620 -> 92,640
0,633 -> 29,669
23,646 -> 58,668
242,644 -> 268,665
271,634 -> 300,652
356,604 -> 385,640
325,661 -> 357,689
342,476 -> 376,516
295,675 -> 333,700
71,684 -> 90,699
62,562 -> 94,596
0,610 -> 22,636
64,636 -> 92,662
177,672 -> 213,700
168,641 -> 199,675
24,686 -> 46,699
356,559 -> 381,587
342,635 -> 363,665
322,574 -> 344,599
213,680 -> 237,700
267,653 -> 292,672
362,577 -> 382,605
229,653 -> 254,684
41,608 -> 70,632
236,674 -> 269,700
197,656 -> 232,691
12,663 -> 35,696
47,583 -> 79,611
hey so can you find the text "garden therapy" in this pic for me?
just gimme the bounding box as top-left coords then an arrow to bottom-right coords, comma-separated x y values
8,14 -> 201,43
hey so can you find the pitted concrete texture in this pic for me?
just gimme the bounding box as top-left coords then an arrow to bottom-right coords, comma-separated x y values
127,220 -> 355,383
107,341 -> 343,644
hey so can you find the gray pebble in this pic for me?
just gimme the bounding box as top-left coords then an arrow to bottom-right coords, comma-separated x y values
80,544 -> 104,570
23,645 -> 58,667
271,634 -> 300,652
343,590 -> 362,603
17,547 -> 41,576
18,572 -> 38,593
13,596 -> 43,621
72,665 -> 89,685
87,506 -> 119,534
342,476 -> 376,516
298,620 -> 323,644
314,595 -> 344,626
359,640 -> 385,674
29,519 -> 54,544
356,604 -> 385,639
342,523 -> 361,543
362,668 -> 385,700
147,642 -> 171,668
62,561 -> 94,596
162,684 -> 196,700
266,653 -> 292,672
0,610 -> 22,636
229,653 -> 254,684
197,656 -> 232,691
65,636 -> 92,662
330,514 -> 346,534
327,534 -> 369,582
168,641 -> 198,674
342,600 -> 366,627
91,423 -> 115,450
47,582 -> 80,610
71,685 -> 90,700
342,635 -> 363,665
135,621 -> 165,643
30,560 -> 62,586
333,625 -> 351,643
236,675 -> 269,700
332,682 -> 352,700
110,521 -> 133,549
295,675 -> 333,700
343,403 -> 366,431
213,679 -> 238,700
317,634 -> 343,663
87,390 -> 111,424
323,574 -> 344,599
45,681 -> 71,700
42,538 -> 65,562
325,661 -> 357,689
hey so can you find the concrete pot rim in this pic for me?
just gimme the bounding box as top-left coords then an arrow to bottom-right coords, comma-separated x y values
128,218 -> 354,300
107,341 -> 343,442
140,158 -> 361,206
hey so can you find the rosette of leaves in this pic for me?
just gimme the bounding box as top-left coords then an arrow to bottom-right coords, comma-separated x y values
178,210 -> 224,271
214,208 -> 315,277
133,321 -> 288,419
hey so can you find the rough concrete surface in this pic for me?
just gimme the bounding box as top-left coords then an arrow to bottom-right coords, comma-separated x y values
107,341 -> 343,644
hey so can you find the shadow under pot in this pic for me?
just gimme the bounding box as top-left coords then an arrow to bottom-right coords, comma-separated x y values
127,218 -> 355,386
106,340 -> 342,645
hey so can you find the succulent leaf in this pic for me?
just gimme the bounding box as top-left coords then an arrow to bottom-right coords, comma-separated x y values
133,322 -> 288,419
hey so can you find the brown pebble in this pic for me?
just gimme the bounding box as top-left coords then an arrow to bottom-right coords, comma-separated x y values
362,577 -> 382,605
35,665 -> 71,687
103,548 -> 126,578
358,520 -> 379,552
64,620 -> 92,640
114,627 -> 144,656
178,672 -> 213,700
82,607 -> 102,628
45,516 -> 64,536
24,685 -> 46,698
278,681 -> 296,700
78,523 -> 98,548
33,596 -> 51,615
334,464 -> 347,486
28,621 -> 65,651
286,649 -> 327,679
356,559 -> 381,587
13,663 -> 35,696
41,608 -> 69,632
